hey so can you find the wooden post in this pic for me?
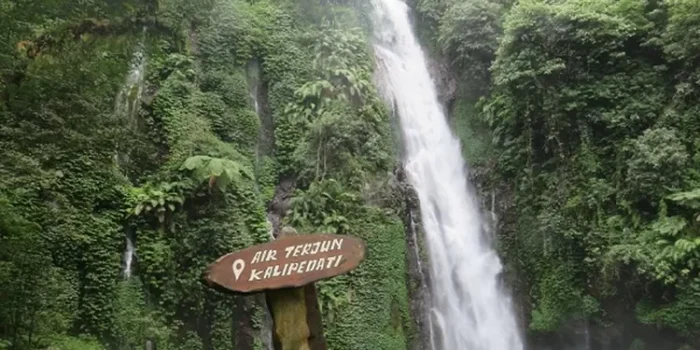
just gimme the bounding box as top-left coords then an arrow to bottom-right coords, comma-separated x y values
265,227 -> 327,350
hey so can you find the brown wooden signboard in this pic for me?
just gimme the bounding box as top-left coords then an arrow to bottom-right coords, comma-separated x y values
203,234 -> 366,294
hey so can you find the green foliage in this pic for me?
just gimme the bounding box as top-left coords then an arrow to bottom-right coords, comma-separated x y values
636,278 -> 700,338
0,197 -> 77,350
112,279 -> 170,350
626,128 -> 688,203
409,0 -> 449,52
482,0 -> 700,343
529,263 -> 599,332
320,208 -> 412,350
0,5 -> 145,340
287,179 -> 359,233
189,90 -> 260,154
127,182 -> 186,224
1,0 -> 412,349
316,276 -> 352,324
438,0 -> 504,84
451,95 -> 494,165
196,0 -> 263,66
280,23 -> 393,185
256,156 -> 279,203
663,0 -> 700,64
48,335 -> 106,350
157,0 -> 215,32
9,0 -> 700,347
181,155 -> 254,192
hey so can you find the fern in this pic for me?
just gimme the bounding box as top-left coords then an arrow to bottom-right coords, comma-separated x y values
128,182 -> 186,224
180,155 -> 253,192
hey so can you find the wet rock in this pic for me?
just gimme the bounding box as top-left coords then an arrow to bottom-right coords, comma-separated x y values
267,176 -> 296,237
426,56 -> 457,109
395,164 -> 432,350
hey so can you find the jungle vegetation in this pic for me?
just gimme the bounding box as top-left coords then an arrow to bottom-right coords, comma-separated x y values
1,0 -> 700,349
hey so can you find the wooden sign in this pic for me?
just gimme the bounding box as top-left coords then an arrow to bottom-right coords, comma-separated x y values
204,234 -> 366,294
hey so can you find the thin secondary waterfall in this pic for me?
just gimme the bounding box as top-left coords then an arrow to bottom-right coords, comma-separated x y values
246,59 -> 274,242
115,39 -> 147,127
371,0 -> 524,349
116,35 -> 147,279
576,318 -> 591,350
246,60 -> 275,350
123,234 -> 135,279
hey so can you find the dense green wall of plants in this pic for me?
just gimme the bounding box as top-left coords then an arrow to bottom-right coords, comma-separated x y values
0,0 -> 413,350
5,0 -> 700,348
411,0 -> 700,348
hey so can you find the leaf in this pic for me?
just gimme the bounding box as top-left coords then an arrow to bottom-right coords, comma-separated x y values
651,216 -> 687,237
208,158 -> 224,176
181,155 -> 208,171
216,176 -> 230,192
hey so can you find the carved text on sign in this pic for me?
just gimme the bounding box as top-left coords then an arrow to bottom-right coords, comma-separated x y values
239,238 -> 344,281
204,234 -> 365,293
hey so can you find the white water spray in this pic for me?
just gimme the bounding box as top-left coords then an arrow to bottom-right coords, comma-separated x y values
123,235 -> 135,279
115,43 -> 146,126
371,0 -> 524,349
577,318 -> 591,350
116,34 -> 147,279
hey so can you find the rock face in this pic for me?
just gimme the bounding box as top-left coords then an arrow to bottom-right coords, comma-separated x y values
467,161 -> 528,330
267,176 -> 296,237
394,165 -> 432,350
426,56 -> 457,110
234,297 -> 257,350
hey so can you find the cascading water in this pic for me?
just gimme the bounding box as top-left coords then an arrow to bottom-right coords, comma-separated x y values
123,235 -> 135,279
575,318 -> 591,350
583,322 -> 591,350
246,59 -> 274,243
116,35 -> 147,279
371,0 -> 524,349
246,60 -> 275,350
114,42 -> 146,127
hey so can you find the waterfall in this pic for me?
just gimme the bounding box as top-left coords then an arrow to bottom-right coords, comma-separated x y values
123,234 -> 135,279
245,60 -> 275,350
114,39 -> 147,127
370,0 -> 524,349
246,59 -> 275,243
116,34 -> 147,279
490,191 -> 497,226
576,318 -> 591,350
259,218 -> 275,350
113,43 -> 146,171
408,210 -> 426,287
248,62 -> 261,116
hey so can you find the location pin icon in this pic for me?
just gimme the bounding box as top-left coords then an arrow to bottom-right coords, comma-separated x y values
232,259 -> 245,281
